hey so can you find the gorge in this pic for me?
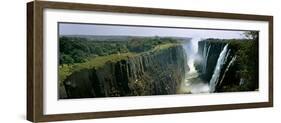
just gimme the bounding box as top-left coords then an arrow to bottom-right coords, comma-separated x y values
59,36 -> 259,99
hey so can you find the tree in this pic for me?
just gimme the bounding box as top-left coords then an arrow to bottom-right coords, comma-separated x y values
243,31 -> 258,40
71,49 -> 87,63
60,54 -> 74,64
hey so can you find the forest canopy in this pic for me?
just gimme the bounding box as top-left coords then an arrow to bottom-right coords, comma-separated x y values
59,36 -> 180,64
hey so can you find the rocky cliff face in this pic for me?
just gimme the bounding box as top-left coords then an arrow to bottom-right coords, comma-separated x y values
197,40 -> 227,81
61,45 -> 188,99
197,39 -> 258,92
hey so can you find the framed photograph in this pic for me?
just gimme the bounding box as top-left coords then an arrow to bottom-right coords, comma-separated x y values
27,1 -> 273,122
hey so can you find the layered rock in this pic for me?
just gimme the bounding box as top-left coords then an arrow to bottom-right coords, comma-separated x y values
61,45 -> 188,99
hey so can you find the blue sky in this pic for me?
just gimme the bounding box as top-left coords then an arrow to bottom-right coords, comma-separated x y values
59,23 -> 248,39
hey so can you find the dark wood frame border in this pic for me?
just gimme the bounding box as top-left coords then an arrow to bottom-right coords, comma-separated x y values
27,1 -> 273,122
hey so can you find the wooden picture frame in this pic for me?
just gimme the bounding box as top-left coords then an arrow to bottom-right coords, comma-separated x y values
27,1 -> 273,122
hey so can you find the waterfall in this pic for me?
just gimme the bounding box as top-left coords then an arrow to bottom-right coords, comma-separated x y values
202,43 -> 207,73
179,38 -> 209,94
182,40 -> 197,74
209,44 -> 229,92
217,55 -> 236,87
203,45 -> 211,74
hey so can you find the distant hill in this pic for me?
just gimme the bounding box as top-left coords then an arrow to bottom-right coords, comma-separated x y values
61,35 -> 192,42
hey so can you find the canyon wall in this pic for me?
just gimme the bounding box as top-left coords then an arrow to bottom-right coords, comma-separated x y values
197,39 -> 227,81
61,45 -> 188,99
197,39 -> 258,92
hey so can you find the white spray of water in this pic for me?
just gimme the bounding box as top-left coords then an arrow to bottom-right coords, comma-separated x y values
180,38 -> 210,94
188,59 -> 196,74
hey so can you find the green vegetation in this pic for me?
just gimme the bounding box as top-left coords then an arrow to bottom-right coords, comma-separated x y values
59,52 -> 136,83
59,36 -> 130,64
229,39 -> 259,91
59,36 -> 179,64
58,36 -> 181,83
206,38 -> 258,91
